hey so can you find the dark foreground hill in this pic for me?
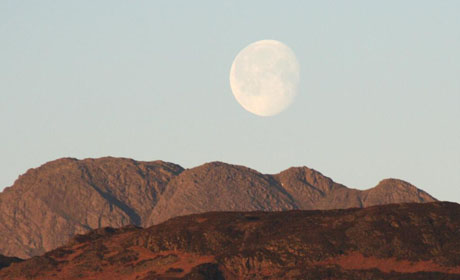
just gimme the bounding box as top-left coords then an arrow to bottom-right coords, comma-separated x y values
1,202 -> 459,280
0,255 -> 22,270
0,157 -> 436,258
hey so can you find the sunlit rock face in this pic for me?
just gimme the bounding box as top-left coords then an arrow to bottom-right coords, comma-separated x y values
0,157 -> 435,258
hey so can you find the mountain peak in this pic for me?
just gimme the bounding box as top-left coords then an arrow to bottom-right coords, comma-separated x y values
361,178 -> 436,207
375,178 -> 416,188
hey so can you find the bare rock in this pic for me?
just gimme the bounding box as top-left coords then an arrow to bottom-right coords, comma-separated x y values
0,157 -> 436,258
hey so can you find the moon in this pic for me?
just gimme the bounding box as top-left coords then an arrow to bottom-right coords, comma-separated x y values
229,40 -> 300,116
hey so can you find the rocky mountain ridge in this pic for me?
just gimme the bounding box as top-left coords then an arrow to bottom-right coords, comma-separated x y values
0,157 -> 436,258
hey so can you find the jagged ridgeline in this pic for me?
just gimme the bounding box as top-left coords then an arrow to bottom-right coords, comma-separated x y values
0,157 -> 435,258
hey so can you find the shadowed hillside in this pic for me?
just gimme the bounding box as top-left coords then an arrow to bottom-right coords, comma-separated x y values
0,255 -> 22,270
1,202 -> 458,279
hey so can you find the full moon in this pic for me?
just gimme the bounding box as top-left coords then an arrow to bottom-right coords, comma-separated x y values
229,40 -> 300,116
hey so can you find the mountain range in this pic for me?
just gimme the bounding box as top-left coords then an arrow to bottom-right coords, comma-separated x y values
0,157 -> 435,258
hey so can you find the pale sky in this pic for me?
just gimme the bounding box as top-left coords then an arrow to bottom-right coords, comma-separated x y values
1,1 -> 459,202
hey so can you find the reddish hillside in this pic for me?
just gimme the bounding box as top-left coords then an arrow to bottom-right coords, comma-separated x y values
0,157 -> 436,258
1,202 -> 458,279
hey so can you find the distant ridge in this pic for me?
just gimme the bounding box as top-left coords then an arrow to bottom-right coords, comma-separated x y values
0,157 -> 436,258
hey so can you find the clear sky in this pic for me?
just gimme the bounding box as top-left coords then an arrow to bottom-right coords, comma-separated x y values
1,1 -> 459,202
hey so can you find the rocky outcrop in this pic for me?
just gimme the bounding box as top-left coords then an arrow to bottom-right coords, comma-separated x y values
0,157 -> 183,258
1,202 -> 458,279
148,162 -> 296,224
0,157 -> 436,258
149,163 -> 435,224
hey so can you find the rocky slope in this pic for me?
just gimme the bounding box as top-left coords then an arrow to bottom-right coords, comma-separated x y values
149,163 -> 435,224
1,202 -> 458,280
0,157 -> 436,258
0,157 -> 183,258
